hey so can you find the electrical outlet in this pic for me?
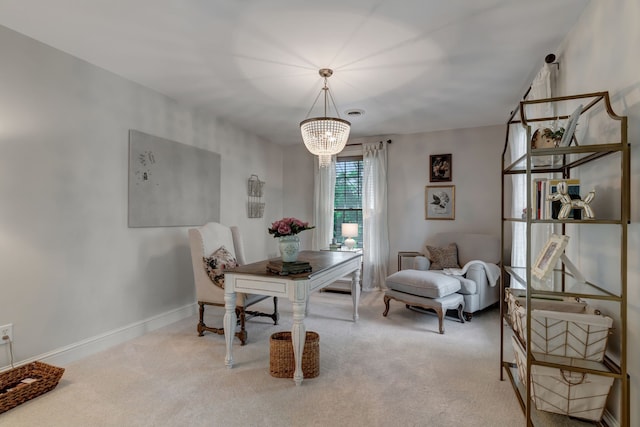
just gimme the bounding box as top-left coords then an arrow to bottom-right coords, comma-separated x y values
0,324 -> 13,344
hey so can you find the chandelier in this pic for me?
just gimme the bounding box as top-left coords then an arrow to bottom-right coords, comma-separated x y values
300,68 -> 351,167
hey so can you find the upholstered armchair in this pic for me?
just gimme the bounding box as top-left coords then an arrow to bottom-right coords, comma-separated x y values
188,222 -> 279,345
397,232 -> 501,320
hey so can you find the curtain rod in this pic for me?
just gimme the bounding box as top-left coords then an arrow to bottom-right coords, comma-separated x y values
344,139 -> 392,148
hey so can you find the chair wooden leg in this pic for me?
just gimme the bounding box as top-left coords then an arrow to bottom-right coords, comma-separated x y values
236,307 -> 248,346
197,302 -> 206,336
198,299 -> 278,346
435,307 -> 445,334
383,295 -> 391,317
196,302 -> 225,337
272,297 -> 279,325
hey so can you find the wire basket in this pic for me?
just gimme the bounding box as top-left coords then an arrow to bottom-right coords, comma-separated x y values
269,331 -> 319,379
247,201 -> 265,218
0,361 -> 65,413
248,174 -> 265,197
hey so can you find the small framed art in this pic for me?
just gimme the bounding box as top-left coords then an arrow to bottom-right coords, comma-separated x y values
430,154 -> 451,182
532,234 -> 570,280
425,185 -> 455,220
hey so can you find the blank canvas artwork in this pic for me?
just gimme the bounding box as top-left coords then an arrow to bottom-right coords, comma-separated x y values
128,130 -> 221,227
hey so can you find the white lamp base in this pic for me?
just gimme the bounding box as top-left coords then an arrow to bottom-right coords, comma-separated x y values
344,237 -> 356,250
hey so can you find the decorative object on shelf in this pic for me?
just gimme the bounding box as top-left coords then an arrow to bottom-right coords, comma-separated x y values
300,68 -> 351,168
531,127 -> 560,149
558,104 -> 583,147
425,185 -> 455,220
429,153 -> 452,182
341,223 -> 358,249
247,174 -> 265,218
532,233 -> 570,280
268,217 -> 314,262
547,181 -> 595,219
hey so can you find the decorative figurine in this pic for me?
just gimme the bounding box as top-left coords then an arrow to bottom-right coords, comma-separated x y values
547,181 -> 596,219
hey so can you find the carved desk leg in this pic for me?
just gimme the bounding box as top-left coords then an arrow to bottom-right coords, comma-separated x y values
351,268 -> 361,321
291,300 -> 307,386
224,291 -> 237,369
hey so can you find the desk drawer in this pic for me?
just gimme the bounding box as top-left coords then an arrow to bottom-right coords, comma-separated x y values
235,278 -> 288,296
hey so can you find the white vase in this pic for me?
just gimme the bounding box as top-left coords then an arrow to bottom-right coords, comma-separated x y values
279,235 -> 300,262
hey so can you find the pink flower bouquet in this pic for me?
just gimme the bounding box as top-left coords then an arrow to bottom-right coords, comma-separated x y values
268,217 -> 315,237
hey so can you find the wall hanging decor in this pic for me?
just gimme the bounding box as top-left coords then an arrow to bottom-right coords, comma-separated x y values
425,185 -> 455,220
247,174 -> 265,218
128,130 -> 220,227
429,153 -> 452,182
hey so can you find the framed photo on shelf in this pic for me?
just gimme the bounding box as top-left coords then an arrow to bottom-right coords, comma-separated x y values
429,153 -> 452,182
532,234 -> 570,280
425,185 -> 455,220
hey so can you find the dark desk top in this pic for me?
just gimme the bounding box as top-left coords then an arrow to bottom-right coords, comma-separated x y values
226,250 -> 362,280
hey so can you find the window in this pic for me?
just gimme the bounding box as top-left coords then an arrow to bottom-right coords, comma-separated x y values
334,157 -> 363,248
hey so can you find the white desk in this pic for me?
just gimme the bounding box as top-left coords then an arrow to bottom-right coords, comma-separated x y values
320,247 -> 363,293
223,250 -> 362,385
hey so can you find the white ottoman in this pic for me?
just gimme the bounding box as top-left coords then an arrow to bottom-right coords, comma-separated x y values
383,270 -> 465,334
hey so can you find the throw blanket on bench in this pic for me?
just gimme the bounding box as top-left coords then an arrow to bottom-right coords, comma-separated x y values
442,260 -> 500,287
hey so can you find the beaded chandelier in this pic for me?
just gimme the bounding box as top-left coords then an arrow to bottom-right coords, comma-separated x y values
300,68 -> 351,167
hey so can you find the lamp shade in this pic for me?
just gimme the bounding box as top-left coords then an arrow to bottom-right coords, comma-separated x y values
341,223 -> 358,249
342,223 -> 358,238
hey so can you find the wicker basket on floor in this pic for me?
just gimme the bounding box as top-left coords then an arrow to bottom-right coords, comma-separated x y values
0,361 -> 65,413
269,331 -> 319,378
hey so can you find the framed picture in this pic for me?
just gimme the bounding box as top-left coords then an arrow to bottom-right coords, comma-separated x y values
430,154 -> 452,182
532,234 -> 570,280
425,185 -> 455,220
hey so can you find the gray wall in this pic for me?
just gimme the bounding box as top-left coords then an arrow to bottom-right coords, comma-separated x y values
0,25 -> 283,366
554,0 -> 639,423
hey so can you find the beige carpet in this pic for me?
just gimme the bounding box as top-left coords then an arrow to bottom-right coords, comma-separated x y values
0,291 -> 525,427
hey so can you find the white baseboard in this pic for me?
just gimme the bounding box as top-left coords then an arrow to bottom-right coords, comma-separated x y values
1,303 -> 196,370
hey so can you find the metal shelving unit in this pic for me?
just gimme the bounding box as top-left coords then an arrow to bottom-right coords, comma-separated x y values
499,92 -> 630,426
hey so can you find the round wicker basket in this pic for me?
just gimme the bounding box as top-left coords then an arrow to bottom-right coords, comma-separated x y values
269,331 -> 319,379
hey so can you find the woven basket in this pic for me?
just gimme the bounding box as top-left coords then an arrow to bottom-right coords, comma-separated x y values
0,361 -> 65,414
269,331 -> 319,379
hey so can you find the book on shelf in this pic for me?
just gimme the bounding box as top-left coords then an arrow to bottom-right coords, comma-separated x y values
532,178 -> 547,220
531,179 -> 581,219
266,260 -> 312,275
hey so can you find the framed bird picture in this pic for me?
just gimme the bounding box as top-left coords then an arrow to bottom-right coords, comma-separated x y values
425,185 -> 455,220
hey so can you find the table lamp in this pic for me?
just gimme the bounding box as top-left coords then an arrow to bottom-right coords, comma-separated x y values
341,223 -> 358,249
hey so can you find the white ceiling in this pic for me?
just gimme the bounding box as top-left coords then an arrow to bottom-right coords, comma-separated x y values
0,0 -> 590,145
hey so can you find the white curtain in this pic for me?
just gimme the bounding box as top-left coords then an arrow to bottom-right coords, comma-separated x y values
511,64 -> 552,268
362,142 -> 389,291
312,156 -> 336,250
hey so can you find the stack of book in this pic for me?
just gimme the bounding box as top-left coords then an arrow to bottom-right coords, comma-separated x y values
266,260 -> 312,276
532,178 -> 581,219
